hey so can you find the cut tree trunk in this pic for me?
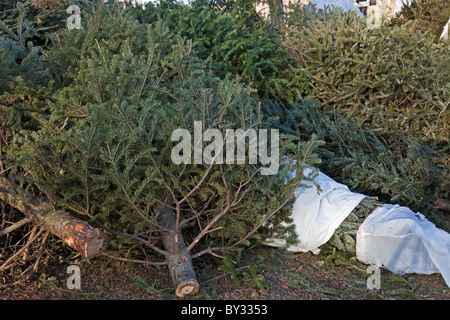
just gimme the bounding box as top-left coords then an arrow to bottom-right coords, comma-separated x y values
158,205 -> 199,298
0,177 -> 108,259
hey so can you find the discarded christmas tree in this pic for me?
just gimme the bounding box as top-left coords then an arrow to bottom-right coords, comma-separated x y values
0,2 -> 321,295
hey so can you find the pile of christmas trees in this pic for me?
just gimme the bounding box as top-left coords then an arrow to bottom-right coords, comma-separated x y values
1,0 -> 448,295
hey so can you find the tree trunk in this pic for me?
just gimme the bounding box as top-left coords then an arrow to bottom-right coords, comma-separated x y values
0,177 -> 108,259
158,205 -> 199,298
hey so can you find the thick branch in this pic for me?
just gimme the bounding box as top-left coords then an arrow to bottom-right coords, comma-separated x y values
0,177 -> 108,259
157,205 -> 199,298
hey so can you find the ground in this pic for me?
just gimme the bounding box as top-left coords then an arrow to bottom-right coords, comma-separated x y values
0,246 -> 448,300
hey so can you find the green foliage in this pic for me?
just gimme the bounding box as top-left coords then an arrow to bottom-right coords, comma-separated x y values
2,0 -> 448,270
124,0 -> 310,102
264,98 -> 446,224
0,1 -> 63,143
243,265 -> 267,292
390,0 -> 450,41
0,0 -> 85,130
281,6 -> 449,226
284,6 -> 449,146
0,2 -> 54,93
2,2 -> 321,261
328,197 -> 380,253
0,0 -> 20,11
219,255 -> 241,286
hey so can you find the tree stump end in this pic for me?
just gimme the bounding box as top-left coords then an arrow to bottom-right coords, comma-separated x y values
176,280 -> 200,298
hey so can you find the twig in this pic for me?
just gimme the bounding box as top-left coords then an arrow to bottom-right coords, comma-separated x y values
21,225 -> 38,263
191,247 -> 224,259
232,186 -> 296,248
101,253 -> 167,266
99,223 -> 168,258
199,266 -> 249,286
186,204 -> 230,252
31,231 -> 49,274
0,227 -> 44,272
0,218 -> 31,236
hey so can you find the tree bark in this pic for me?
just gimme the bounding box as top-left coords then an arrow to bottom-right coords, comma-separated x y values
436,198 -> 450,212
158,205 -> 199,298
0,177 -> 108,259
